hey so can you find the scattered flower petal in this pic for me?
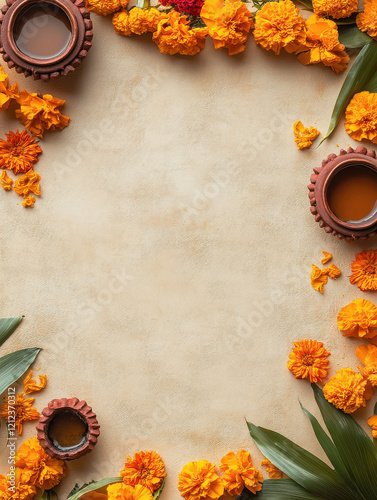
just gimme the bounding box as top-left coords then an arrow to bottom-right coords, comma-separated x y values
293,121 -> 320,149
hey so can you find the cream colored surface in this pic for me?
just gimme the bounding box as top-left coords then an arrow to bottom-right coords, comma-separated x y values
0,14 -> 375,498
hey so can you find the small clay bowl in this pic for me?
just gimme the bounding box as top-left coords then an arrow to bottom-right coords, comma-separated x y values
308,146 -> 377,241
0,0 -> 93,80
36,397 -> 100,461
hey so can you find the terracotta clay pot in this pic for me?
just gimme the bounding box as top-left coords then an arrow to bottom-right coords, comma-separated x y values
36,397 -> 100,460
308,146 -> 377,241
0,0 -> 92,80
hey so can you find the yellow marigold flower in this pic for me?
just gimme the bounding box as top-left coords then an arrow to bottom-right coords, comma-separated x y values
121,451 -> 166,493
220,450 -> 263,496
297,14 -> 349,74
0,170 -> 13,191
113,10 -> 131,35
0,472 -> 36,500
0,130 -> 42,174
323,368 -> 367,414
293,121 -> 320,149
287,339 -> 330,383
367,414 -> 377,438
337,299 -> 377,342
153,12 -> 208,56
357,0 -> 377,39
178,460 -> 224,500
356,344 -> 377,387
321,251 -> 332,265
260,458 -> 284,479
312,0 -> 358,19
16,91 -> 70,139
310,264 -> 328,293
254,0 -> 306,55
107,483 -> 153,500
13,170 -> 41,198
0,393 -> 40,435
0,66 -> 19,111
350,249 -> 377,291
15,437 -> 67,490
345,91 -> 377,143
128,8 -> 167,34
201,0 -> 253,55
86,0 -> 127,16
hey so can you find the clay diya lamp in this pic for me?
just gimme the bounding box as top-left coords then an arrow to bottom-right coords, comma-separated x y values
0,0 -> 93,80
308,146 -> 377,241
36,397 -> 100,460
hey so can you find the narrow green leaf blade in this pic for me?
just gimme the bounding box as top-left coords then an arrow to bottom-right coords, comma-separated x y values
240,479 -> 325,499
0,317 -> 22,348
336,13 -> 359,26
0,348 -> 41,395
296,0 -> 313,9
338,25 -> 373,48
67,477 -> 122,500
321,40 -> 377,143
313,384 -> 377,500
153,478 -> 165,499
364,71 -> 377,93
247,423 -> 352,500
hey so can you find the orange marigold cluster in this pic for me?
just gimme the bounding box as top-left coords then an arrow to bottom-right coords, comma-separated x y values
178,460 -> 224,500
0,472 -> 36,500
201,0 -> 253,55
357,0 -> 377,39
0,130 -> 42,174
297,14 -> 349,74
113,8 -> 167,36
323,368 -> 368,414
153,12 -> 208,56
254,0 -> 306,55
220,450 -> 263,496
337,299 -> 377,343
312,0 -> 358,19
349,249 -> 377,291
345,92 -> 377,143
293,121 -> 320,150
86,0 -> 128,16
121,451 -> 166,493
287,339 -> 330,383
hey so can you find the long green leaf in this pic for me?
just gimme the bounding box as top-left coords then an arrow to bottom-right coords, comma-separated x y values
364,70 -> 377,93
154,478 -> 165,499
240,479 -> 325,499
0,317 -> 22,348
0,348 -> 41,395
338,25 -> 373,48
312,384 -> 377,500
67,477 -> 123,500
247,423 -> 352,500
321,40 -> 377,143
336,13 -> 359,26
296,0 -> 313,9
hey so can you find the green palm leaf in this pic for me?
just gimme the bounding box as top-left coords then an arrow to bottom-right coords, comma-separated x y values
247,423 -> 353,500
0,348 -> 41,395
153,478 -> 165,499
67,477 -> 122,500
0,317 -> 22,347
338,26 -> 373,48
240,479 -> 325,499
312,384 -> 377,500
321,40 -> 377,143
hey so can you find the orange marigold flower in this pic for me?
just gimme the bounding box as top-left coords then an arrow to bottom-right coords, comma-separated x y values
0,170 -> 13,191
312,0 -> 358,19
287,339 -> 330,383
321,251 -> 332,265
0,472 -> 36,500
0,393 -> 39,435
201,0 -> 253,55
260,458 -> 284,479
0,130 -> 42,174
86,0 -> 127,16
254,0 -> 306,55
356,344 -> 377,387
178,460 -> 224,500
13,170 -> 41,198
293,121 -> 320,149
357,0 -> 377,39
128,8 -> 168,34
16,91 -> 70,139
337,299 -> 377,342
113,10 -> 131,35
297,14 -> 349,74
153,12 -> 208,56
121,451 -> 166,493
0,66 -> 19,111
108,483 -> 153,500
350,249 -> 377,291
344,92 -> 377,143
23,369 -> 47,394
220,450 -> 263,496
15,437 -> 67,490
367,414 -> 377,438
310,264 -> 328,293
81,493 -> 108,500
323,368 -> 367,413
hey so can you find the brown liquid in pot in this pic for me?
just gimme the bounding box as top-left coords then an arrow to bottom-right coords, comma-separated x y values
48,411 -> 87,449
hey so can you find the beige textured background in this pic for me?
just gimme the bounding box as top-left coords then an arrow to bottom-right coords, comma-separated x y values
0,11 -> 376,498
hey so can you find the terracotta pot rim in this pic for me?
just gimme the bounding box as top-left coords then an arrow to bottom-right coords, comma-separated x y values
7,0 -> 78,67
